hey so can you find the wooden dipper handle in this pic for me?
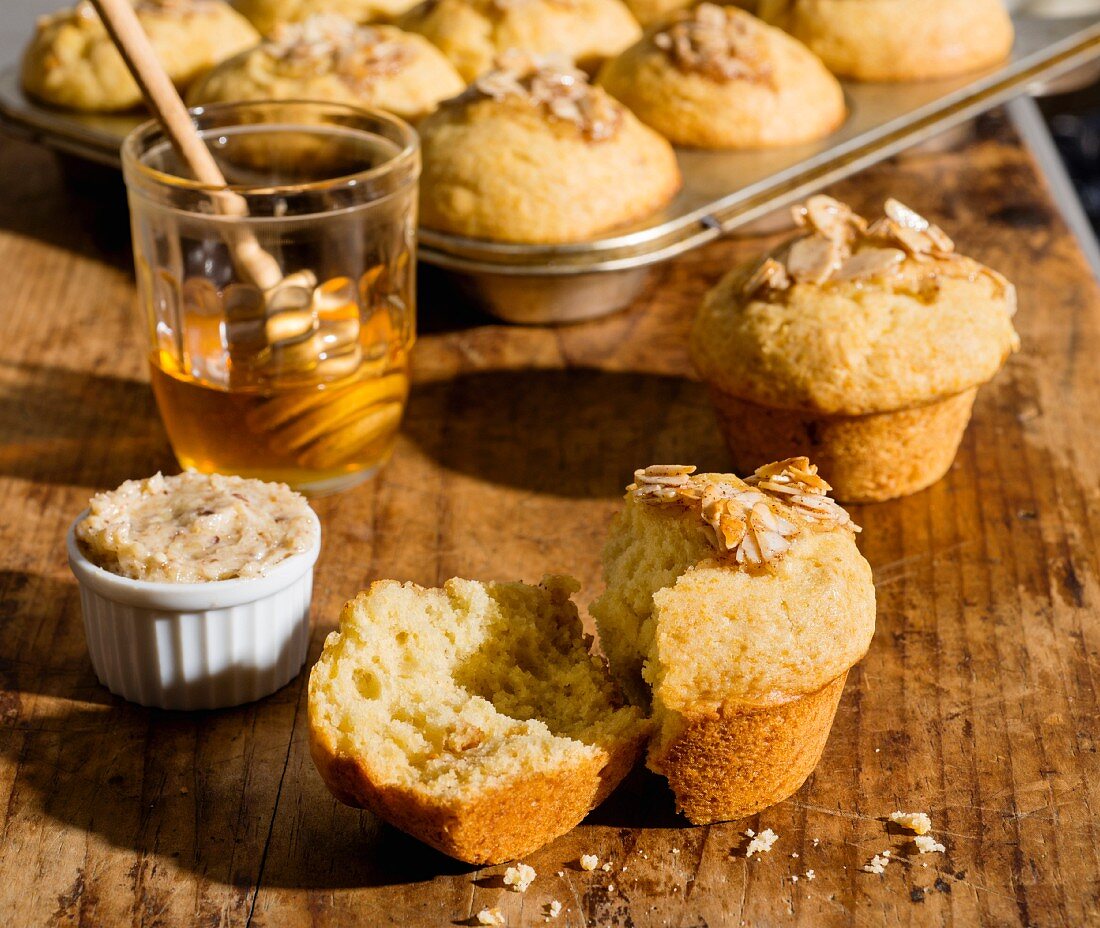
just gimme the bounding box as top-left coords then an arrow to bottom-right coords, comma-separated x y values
90,0 -> 283,291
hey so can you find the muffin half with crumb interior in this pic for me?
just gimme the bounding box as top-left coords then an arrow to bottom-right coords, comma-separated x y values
188,14 -> 464,122
591,460 -> 875,824
398,0 -> 641,82
309,576 -> 650,864
418,53 -> 682,243
691,196 -> 1020,503
23,0 -> 259,112
599,4 -> 845,149
755,0 -> 1013,82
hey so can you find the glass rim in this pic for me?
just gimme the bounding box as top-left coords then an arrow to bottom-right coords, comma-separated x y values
120,99 -> 420,197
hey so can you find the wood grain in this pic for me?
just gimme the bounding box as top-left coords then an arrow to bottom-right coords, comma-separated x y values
1,113 -> 1098,927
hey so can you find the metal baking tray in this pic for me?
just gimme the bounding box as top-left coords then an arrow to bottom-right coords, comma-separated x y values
3,9 -> 1100,323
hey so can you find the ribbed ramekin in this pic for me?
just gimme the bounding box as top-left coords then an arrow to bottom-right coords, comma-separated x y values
66,509 -> 320,711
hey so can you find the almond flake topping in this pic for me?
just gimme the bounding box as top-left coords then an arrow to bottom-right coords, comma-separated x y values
267,16 -> 412,86
628,458 -> 858,568
467,52 -> 623,141
743,195 -> 1012,301
653,4 -> 772,84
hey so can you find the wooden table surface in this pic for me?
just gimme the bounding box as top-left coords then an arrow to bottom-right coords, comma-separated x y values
1,113 -> 1098,928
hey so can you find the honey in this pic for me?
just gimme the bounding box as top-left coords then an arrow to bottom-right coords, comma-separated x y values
148,267 -> 413,495
150,346 -> 409,494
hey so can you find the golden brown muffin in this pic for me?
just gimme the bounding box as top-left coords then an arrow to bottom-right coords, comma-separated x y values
591,460 -> 875,824
691,196 -> 1020,502
398,0 -> 641,81
598,4 -> 845,149
22,0 -> 259,112
755,0 -> 1014,82
308,576 -> 650,864
231,0 -> 420,35
188,15 -> 464,121
418,55 -> 682,243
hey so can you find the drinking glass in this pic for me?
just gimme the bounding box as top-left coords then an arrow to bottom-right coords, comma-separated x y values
122,100 -> 419,495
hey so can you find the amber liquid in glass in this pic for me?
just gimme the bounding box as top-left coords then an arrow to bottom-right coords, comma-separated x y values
148,271 -> 412,495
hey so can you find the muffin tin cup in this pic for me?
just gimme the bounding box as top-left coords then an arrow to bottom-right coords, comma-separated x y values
66,510 -> 320,711
706,386 -> 980,503
649,671 -> 849,825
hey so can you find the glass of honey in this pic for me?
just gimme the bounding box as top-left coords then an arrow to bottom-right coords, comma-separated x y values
121,101 -> 418,495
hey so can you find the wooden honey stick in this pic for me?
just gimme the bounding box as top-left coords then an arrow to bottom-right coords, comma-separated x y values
90,0 -> 290,295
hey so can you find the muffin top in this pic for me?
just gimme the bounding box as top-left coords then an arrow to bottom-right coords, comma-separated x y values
598,4 -> 844,149
231,0 -> 421,37
23,0 -> 259,111
627,461 -> 874,704
189,15 -> 465,120
691,196 -> 1020,416
754,0 -> 1013,82
417,53 -> 681,242
398,0 -> 641,82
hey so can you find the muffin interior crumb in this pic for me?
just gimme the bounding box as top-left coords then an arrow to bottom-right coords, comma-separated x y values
310,577 -> 647,803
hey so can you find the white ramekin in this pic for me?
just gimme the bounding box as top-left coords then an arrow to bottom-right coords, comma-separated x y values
67,509 -> 321,711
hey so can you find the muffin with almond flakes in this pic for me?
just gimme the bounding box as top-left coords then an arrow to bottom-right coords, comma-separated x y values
398,0 -> 641,81
418,54 -> 681,243
754,0 -> 1013,82
690,195 -> 1020,503
591,459 -> 875,823
188,15 -> 464,122
232,0 -> 420,36
598,4 -> 845,149
23,0 -> 258,112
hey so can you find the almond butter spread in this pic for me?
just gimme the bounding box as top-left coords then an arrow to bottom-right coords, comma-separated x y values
76,472 -> 316,583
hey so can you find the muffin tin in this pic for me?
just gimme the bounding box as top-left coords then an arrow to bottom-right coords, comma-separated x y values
2,9 -> 1099,322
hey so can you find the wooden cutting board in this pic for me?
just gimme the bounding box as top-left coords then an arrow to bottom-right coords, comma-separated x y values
0,112 -> 1097,927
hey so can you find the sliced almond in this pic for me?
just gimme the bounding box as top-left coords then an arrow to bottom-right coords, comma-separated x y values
833,247 -> 906,281
787,235 -> 841,285
742,257 -> 791,299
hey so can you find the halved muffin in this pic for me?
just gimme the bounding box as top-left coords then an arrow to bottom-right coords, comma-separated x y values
309,576 -> 650,864
592,461 -> 875,824
418,54 -> 681,243
599,4 -> 845,149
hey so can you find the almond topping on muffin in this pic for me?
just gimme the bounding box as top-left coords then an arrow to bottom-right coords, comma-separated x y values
267,15 -> 413,84
653,4 -> 772,83
469,52 -> 623,140
742,195 -> 1014,302
629,458 -> 858,568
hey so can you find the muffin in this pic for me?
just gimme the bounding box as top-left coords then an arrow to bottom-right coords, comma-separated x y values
418,55 -> 682,243
22,0 -> 259,112
231,0 -> 421,35
398,0 -> 641,81
188,15 -> 464,122
691,196 -> 1020,503
591,460 -> 875,824
755,0 -> 1014,82
598,4 -> 845,149
309,576 -> 650,863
